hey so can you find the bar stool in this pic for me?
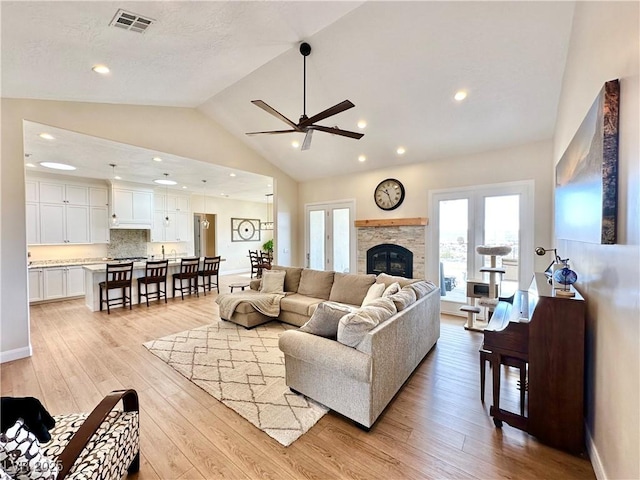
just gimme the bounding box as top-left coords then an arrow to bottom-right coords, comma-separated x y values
99,262 -> 134,314
172,257 -> 200,299
198,256 -> 220,295
137,259 -> 169,306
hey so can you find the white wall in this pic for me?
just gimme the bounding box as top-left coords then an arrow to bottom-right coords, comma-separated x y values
1,98 -> 298,362
298,140 -> 555,274
553,2 -> 639,479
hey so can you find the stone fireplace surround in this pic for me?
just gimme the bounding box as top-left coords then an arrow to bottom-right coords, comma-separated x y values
355,218 -> 428,280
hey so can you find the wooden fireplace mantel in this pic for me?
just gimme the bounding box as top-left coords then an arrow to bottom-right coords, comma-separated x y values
354,217 -> 428,227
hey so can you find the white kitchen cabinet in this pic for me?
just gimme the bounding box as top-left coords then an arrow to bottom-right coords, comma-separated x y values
26,202 -> 40,244
33,266 -> 85,303
26,180 -> 39,203
151,210 -> 177,242
43,267 -> 66,300
176,211 -> 191,242
89,187 -> 109,207
40,203 -> 89,244
39,182 -> 88,205
90,206 -> 110,243
111,188 -> 153,228
175,195 -> 190,212
28,269 -> 44,302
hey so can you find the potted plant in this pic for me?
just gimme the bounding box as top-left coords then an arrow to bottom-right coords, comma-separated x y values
262,239 -> 274,254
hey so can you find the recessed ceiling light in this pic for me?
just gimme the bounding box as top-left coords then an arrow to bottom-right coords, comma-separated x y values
39,162 -> 76,171
357,120 -> 367,129
114,175 -> 122,180
182,185 -> 188,189
152,157 -> 162,162
267,184 -> 272,187
291,140 -> 300,149
153,178 -> 177,185
358,155 -> 366,162
25,163 -> 36,168
229,173 -> 237,177
396,147 -> 406,155
454,90 -> 467,101
92,64 -> 110,74
39,133 -> 55,140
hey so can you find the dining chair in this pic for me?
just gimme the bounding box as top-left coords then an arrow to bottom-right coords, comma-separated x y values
198,256 -> 221,295
99,262 -> 134,314
137,259 -> 169,306
172,257 -> 200,299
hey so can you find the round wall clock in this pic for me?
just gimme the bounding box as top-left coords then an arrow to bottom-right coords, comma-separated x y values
374,178 -> 405,210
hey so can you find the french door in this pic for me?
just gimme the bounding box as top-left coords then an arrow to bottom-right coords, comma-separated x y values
428,181 -> 534,316
305,201 -> 355,273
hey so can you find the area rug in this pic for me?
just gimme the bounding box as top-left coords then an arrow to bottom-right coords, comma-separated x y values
143,320 -> 328,446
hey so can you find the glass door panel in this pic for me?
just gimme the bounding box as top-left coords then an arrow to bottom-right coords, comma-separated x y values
438,198 -> 469,304
308,209 -> 325,270
332,208 -> 350,273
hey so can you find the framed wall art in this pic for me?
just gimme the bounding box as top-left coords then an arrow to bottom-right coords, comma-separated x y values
231,218 -> 261,242
555,79 -> 620,244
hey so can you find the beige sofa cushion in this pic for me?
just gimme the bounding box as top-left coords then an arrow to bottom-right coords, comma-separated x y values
361,283 -> 385,306
280,293 -> 324,316
388,288 -> 417,311
271,265 -> 304,293
297,269 -> 335,300
300,301 -> 356,339
329,272 -> 376,305
376,273 -> 419,288
260,270 -> 286,293
337,297 -> 397,347
404,280 -> 438,299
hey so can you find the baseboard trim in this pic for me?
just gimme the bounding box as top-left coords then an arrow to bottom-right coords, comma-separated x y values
586,423 -> 607,479
1,345 -> 32,364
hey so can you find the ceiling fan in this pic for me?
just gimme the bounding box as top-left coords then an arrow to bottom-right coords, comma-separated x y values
246,42 -> 364,151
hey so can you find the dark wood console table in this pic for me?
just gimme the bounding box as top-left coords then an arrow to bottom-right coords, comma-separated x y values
482,273 -> 586,454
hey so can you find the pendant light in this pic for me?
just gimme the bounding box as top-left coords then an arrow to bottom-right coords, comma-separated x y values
262,193 -> 274,230
201,180 -> 210,229
109,164 -> 119,226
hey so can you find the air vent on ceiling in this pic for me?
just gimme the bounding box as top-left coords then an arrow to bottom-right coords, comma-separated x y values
109,9 -> 154,34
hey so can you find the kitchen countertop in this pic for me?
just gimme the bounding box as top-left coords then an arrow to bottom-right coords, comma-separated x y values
27,254 -> 205,269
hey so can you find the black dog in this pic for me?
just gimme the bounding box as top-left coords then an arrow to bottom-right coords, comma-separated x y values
1,397 -> 55,442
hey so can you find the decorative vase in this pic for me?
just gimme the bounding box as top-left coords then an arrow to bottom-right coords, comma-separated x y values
553,259 -> 577,297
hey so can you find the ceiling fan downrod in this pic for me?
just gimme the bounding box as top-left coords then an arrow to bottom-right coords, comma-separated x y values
300,42 -> 311,122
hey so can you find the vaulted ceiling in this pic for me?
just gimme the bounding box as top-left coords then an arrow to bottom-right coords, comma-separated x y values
2,1 -> 575,183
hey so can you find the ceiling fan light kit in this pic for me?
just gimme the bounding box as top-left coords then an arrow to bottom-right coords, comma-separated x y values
246,42 -> 363,151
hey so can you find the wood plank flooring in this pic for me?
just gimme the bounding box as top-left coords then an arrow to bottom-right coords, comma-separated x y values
1,274 -> 595,479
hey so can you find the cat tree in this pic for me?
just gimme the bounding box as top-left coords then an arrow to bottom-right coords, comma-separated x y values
461,245 -> 512,331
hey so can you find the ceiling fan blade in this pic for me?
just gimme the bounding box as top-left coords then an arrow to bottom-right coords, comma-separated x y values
246,129 -> 298,136
308,125 -> 364,139
301,129 -> 313,151
251,100 -> 300,130
298,100 -> 355,128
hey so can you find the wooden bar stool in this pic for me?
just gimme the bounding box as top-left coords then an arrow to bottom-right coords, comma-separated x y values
137,259 -> 169,306
198,256 -> 220,295
172,257 -> 200,299
99,262 -> 134,314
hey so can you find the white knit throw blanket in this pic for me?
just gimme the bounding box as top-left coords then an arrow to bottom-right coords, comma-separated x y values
216,291 -> 285,320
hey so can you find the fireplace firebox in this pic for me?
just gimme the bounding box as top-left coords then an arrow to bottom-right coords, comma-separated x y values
366,243 -> 413,278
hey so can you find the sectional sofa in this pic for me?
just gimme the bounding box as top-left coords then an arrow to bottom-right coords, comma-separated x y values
218,266 -> 441,429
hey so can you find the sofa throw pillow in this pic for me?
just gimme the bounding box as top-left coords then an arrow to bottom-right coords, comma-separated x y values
382,282 -> 401,297
299,301 -> 356,339
404,280 -> 437,299
361,282 -> 385,306
260,270 -> 286,294
376,273 -> 419,288
329,273 -> 376,306
388,288 -> 417,311
337,297 -> 397,347
0,419 -> 59,479
271,265 -> 304,293
297,269 -> 335,300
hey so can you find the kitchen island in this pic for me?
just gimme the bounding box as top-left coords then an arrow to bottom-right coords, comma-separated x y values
83,260 -> 184,311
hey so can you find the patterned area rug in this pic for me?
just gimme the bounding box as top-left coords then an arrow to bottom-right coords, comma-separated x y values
143,320 -> 328,446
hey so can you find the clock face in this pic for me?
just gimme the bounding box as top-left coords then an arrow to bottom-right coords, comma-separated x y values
374,178 -> 405,210
238,219 -> 256,240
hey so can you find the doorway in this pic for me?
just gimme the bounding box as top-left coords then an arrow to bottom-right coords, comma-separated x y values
428,181 -> 534,316
194,213 -> 216,257
305,201 -> 355,273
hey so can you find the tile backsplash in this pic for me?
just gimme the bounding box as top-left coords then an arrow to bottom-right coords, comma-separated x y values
107,229 -> 149,258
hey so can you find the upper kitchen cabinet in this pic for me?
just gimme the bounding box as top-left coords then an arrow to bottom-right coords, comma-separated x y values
39,182 -> 89,205
110,182 -> 153,229
89,187 -> 110,243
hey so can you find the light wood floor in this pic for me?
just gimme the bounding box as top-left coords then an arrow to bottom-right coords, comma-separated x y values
2,273 -> 595,479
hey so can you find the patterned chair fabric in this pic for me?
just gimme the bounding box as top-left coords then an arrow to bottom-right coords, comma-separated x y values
42,410 -> 139,480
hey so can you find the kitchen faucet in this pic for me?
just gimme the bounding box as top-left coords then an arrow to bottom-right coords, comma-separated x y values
170,248 -> 177,261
